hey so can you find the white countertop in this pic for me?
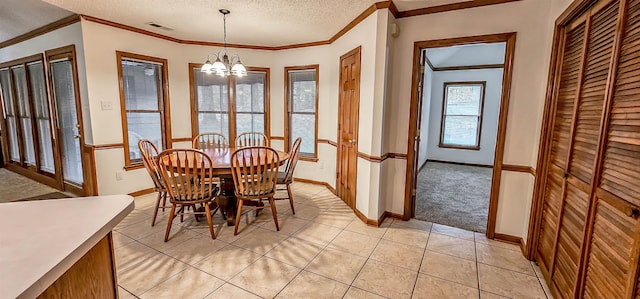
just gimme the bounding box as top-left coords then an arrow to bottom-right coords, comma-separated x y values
0,195 -> 135,299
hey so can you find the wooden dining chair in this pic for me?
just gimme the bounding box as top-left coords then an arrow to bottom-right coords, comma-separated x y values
193,133 -> 229,150
138,139 -> 169,226
235,132 -> 269,148
157,149 -> 220,241
276,137 -> 302,214
230,147 -> 281,235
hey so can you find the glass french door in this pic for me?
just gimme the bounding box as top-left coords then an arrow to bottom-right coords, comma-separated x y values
49,57 -> 84,188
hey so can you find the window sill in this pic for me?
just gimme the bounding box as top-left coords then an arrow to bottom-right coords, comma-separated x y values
438,144 -> 480,151
123,164 -> 145,171
299,156 -> 319,163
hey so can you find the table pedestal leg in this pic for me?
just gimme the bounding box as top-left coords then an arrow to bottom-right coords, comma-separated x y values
217,175 -> 236,226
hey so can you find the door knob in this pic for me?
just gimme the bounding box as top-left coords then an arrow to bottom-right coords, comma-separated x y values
349,139 -> 356,145
73,134 -> 81,139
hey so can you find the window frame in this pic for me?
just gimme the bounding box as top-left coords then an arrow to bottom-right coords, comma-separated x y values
117,51 -> 172,169
284,65 -> 319,162
439,81 -> 486,150
188,63 -> 270,143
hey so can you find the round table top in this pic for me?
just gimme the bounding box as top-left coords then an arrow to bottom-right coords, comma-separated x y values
161,147 -> 289,175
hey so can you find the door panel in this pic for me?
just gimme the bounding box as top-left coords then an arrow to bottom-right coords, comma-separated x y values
538,163 -> 566,273
549,23 -> 586,168
552,182 -> 590,299
583,190 -> 640,298
337,48 -> 361,208
568,0 -> 619,184
50,59 -> 84,188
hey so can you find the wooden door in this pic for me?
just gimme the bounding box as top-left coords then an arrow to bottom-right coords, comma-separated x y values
536,0 -> 640,297
46,46 -> 91,196
337,47 -> 361,208
582,0 -> 640,296
409,50 -> 427,217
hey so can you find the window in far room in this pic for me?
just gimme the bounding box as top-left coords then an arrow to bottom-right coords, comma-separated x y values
439,81 -> 485,150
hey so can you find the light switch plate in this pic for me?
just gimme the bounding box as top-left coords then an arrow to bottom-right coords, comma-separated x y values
101,101 -> 113,111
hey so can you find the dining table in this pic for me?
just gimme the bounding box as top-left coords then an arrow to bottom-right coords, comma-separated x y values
160,147 -> 290,226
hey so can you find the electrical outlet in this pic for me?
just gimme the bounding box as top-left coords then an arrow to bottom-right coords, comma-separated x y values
116,170 -> 124,181
101,101 -> 113,111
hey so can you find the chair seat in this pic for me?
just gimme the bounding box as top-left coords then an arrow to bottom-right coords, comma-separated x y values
172,184 -> 219,202
276,171 -> 292,184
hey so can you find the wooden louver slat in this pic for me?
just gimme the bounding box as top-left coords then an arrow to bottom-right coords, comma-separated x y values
601,0 -> 640,208
569,0 -> 619,184
538,163 -> 565,273
583,191 -> 639,298
552,183 -> 590,299
550,23 -> 586,168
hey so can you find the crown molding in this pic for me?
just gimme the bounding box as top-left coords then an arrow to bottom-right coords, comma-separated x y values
0,14 -> 81,49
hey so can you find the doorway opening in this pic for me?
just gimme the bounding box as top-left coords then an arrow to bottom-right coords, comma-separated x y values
404,33 -> 516,237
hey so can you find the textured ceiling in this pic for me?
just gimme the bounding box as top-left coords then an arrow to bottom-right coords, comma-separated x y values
0,0 -> 73,42
426,43 -> 506,68
2,1 -> 509,46
41,0 -> 380,46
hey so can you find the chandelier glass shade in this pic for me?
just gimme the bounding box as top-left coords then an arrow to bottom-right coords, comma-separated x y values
201,9 -> 247,77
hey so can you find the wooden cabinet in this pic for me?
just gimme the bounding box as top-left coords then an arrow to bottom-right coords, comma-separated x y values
536,0 -> 640,297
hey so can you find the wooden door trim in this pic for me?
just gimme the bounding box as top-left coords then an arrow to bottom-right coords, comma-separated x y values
337,46 -> 362,210
403,33 -> 517,241
45,44 -> 95,195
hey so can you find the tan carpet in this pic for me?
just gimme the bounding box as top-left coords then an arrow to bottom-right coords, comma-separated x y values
0,168 -> 63,203
414,161 -> 492,233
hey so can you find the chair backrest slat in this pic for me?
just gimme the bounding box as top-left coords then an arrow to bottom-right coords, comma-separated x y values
157,149 -> 215,203
194,133 -> 229,150
230,147 -> 280,198
139,139 -> 165,190
235,132 -> 269,148
284,137 -> 302,183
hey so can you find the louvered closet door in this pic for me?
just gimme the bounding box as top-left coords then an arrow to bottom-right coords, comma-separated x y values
537,19 -> 587,278
553,1 -> 621,298
582,0 -> 640,297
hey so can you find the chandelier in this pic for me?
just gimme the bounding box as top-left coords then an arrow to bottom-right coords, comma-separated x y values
201,9 -> 247,77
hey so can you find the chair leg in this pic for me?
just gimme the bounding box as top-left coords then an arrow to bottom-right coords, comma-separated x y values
269,196 -> 280,231
193,204 -> 200,222
287,184 -> 295,215
151,191 -> 162,227
204,202 -> 216,240
164,204 -> 176,242
234,199 -> 244,235
161,192 -> 167,212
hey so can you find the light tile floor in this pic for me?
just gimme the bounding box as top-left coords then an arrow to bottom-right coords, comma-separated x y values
114,182 -> 553,299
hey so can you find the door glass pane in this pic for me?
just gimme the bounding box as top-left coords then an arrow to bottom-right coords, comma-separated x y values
291,114 -> 315,154
51,60 -> 83,186
126,112 -> 162,162
28,62 -> 55,173
12,66 -> 36,165
0,69 -> 19,162
121,60 -> 161,110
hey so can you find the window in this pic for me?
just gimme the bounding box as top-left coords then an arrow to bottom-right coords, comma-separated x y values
0,54 -> 55,175
439,82 -> 485,150
117,52 -> 171,168
285,65 -> 319,160
190,64 -> 269,143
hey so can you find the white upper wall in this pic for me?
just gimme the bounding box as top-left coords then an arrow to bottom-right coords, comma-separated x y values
426,42 -> 506,67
